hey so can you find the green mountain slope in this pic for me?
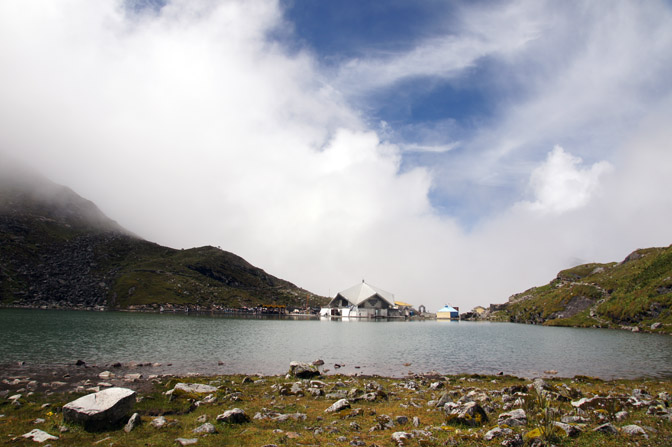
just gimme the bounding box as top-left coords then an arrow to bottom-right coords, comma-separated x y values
491,246 -> 672,333
0,166 -> 327,310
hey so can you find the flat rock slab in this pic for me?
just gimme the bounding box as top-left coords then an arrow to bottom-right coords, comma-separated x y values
22,429 -> 58,443
173,383 -> 218,395
63,387 -> 136,430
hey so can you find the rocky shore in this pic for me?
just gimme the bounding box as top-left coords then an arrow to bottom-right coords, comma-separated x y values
1,361 -> 670,446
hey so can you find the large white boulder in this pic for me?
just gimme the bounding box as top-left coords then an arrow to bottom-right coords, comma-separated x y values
63,387 -> 136,430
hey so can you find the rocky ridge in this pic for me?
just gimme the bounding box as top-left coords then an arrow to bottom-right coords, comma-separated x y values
475,246 -> 672,334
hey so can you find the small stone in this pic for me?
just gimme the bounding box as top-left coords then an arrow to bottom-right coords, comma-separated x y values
445,401 -> 488,427
124,373 -> 142,382
196,415 -> 208,423
98,371 -> 113,380
175,438 -> 198,446
395,415 -> 409,425
614,410 -> 629,421
325,399 -> 351,413
193,422 -> 217,434
484,427 -> 512,441
124,413 -> 141,433
498,409 -> 527,426
151,416 -> 167,428
553,421 -> 582,437
391,431 -> 413,446
621,424 -> 648,438
593,423 -> 618,435
216,408 -> 250,424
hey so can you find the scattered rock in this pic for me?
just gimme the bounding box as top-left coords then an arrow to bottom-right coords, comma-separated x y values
175,438 -> 198,446
553,421 -> 582,437
75,360 -> 86,366
172,383 -> 218,395
651,322 -> 663,330
193,422 -> 217,434
151,416 -> 167,429
614,410 -> 629,421
621,424 -> 648,438
444,401 -> 488,426
571,396 -> 611,411
593,423 -> 618,435
216,408 -> 250,424
325,399 -> 351,413
124,413 -> 141,433
484,427 -> 512,441
326,390 -> 348,400
124,373 -> 142,382
498,409 -> 527,426
391,431 -> 413,446
395,415 -> 408,425
62,387 -> 136,430
21,429 -> 58,443
561,415 -> 590,424
501,433 -> 524,447
289,361 -> 320,379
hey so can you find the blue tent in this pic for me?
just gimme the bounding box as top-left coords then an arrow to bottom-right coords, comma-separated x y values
437,305 -> 459,319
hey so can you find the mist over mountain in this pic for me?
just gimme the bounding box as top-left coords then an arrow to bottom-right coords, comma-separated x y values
0,161 -> 326,310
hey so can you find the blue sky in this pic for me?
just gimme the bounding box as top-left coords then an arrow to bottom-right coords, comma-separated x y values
1,0 -> 672,309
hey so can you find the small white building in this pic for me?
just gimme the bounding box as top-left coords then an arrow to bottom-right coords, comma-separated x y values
321,280 -> 396,318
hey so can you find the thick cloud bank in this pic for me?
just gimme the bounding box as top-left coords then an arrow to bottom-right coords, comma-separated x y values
1,0 -> 671,310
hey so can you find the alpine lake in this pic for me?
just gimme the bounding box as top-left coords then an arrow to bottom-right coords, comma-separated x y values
1,308 -> 671,379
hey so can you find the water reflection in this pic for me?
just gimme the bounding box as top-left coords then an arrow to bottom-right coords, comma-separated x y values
1,309 -> 670,379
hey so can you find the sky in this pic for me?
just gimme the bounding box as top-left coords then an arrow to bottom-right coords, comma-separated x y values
1,0 -> 672,311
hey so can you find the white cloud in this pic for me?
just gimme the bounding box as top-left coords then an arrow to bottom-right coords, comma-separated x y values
0,0 -> 671,315
333,0 -> 542,94
520,146 -> 612,214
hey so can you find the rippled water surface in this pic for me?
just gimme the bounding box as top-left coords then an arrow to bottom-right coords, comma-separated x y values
1,309 -> 671,379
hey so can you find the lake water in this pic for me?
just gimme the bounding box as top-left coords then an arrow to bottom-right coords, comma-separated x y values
1,309 -> 671,379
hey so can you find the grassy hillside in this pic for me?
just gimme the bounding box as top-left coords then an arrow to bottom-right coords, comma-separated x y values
491,246 -> 672,333
0,169 -> 327,310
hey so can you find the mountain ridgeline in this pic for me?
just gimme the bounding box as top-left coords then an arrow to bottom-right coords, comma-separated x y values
0,167 -> 327,311
487,246 -> 672,333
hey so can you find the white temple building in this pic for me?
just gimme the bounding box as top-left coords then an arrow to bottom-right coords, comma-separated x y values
320,280 -> 397,318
